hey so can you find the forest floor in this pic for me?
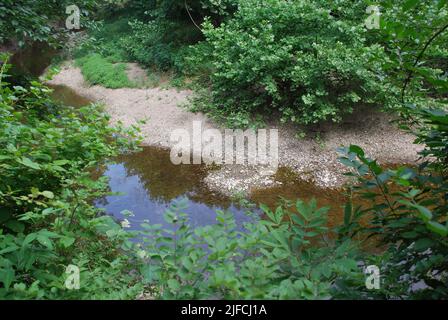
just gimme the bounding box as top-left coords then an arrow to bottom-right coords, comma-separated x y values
46,61 -> 422,196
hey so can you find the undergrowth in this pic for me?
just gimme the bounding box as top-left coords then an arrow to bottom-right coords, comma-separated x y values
75,54 -> 134,89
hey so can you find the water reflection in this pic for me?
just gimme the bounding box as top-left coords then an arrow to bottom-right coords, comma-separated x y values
95,147 -> 257,230
47,84 -> 93,108
10,41 -> 58,78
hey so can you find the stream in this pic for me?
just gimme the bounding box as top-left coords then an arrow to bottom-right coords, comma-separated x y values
9,43 -> 347,230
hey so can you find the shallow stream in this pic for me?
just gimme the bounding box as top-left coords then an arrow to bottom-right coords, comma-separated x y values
10,43 -> 347,230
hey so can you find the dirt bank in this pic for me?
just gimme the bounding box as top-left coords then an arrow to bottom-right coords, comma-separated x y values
46,62 -> 423,196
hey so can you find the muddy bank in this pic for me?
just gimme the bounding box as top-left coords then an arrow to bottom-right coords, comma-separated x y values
46,62 -> 422,196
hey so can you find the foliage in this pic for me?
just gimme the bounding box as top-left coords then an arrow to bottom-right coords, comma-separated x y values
73,18 -> 132,64
2,0 -> 448,301
0,57 -> 143,299
0,0 -> 102,46
75,54 -> 135,88
122,19 -> 201,72
378,0 -> 448,107
331,0 -> 448,300
134,199 -> 361,299
85,0 -> 237,72
187,0 -> 398,128
337,109 -> 448,299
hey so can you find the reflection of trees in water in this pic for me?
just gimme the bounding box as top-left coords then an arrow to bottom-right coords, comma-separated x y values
118,147 -> 237,209
10,42 -> 58,78
47,84 -> 92,108
90,163 -> 114,208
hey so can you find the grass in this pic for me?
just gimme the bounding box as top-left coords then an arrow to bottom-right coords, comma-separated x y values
75,54 -> 134,89
72,18 -> 195,90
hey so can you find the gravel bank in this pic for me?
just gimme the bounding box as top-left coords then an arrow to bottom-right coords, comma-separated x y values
47,62 -> 422,196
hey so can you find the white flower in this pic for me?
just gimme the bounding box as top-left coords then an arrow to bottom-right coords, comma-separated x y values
137,250 -> 148,259
121,219 -> 131,229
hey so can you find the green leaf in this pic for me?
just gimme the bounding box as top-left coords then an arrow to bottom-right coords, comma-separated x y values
41,191 -> 54,199
23,233 -> 37,246
0,268 -> 15,289
343,202 -> 352,226
402,231 -> 419,239
167,279 -> 180,292
414,238 -> 433,251
399,200 -> 433,222
426,221 -> 448,237
18,157 -> 40,170
0,244 -> 20,255
415,205 -> 433,222
37,235 -> 53,250
260,204 -> 275,222
349,145 -> 365,157
53,160 -> 70,166
403,0 -> 420,10
5,220 -> 25,233
59,236 -> 76,248
339,158 -> 355,168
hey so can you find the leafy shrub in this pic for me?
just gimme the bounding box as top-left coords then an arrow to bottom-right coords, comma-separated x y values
188,0 -> 397,127
337,108 -> 448,299
0,0 -> 103,46
331,1 -> 448,299
378,0 -> 448,106
73,18 -> 132,64
101,0 -> 238,72
76,54 -> 134,88
134,199 -> 362,299
122,19 -> 202,72
0,58 -> 143,299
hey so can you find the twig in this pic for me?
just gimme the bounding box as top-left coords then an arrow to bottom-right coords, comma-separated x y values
401,23 -> 448,103
185,0 -> 203,33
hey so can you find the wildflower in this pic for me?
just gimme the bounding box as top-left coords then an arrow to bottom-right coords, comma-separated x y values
137,250 -> 148,259
121,218 -> 131,228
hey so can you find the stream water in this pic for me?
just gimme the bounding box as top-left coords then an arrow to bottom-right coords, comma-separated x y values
9,43 -> 347,230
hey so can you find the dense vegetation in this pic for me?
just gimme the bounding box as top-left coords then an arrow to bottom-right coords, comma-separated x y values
1,0 -> 447,300
0,0 -> 100,46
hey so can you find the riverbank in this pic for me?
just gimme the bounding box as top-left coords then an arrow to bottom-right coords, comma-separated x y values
46,61 -> 423,196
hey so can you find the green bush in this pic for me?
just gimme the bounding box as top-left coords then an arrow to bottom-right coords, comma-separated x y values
188,0 -> 398,127
133,199 -> 362,299
378,0 -> 448,106
0,57 -> 143,299
0,0 -> 101,45
76,54 -> 134,88
122,19 -> 202,71
336,108 -> 448,299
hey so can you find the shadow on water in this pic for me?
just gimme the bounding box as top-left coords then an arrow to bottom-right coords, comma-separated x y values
9,41 -> 93,108
94,147 -> 348,231
9,42 -> 59,78
94,147 -> 258,230
47,84 -> 93,108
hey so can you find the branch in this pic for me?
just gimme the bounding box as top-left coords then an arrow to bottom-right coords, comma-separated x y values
185,0 -> 203,33
401,23 -> 448,103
